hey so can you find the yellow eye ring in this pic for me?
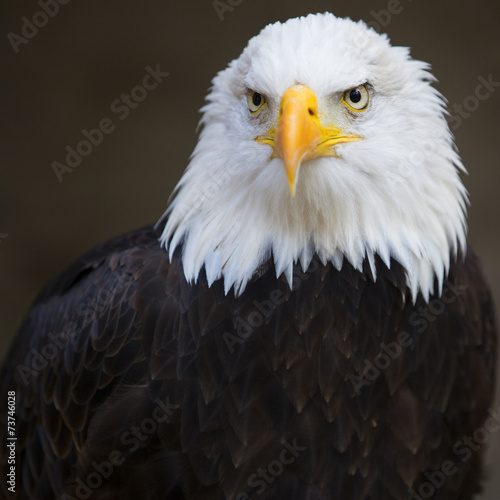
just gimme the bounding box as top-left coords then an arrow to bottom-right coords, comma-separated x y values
342,84 -> 370,112
247,90 -> 266,114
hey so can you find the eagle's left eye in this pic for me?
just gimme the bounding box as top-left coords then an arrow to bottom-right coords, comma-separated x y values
247,91 -> 266,114
342,84 -> 370,112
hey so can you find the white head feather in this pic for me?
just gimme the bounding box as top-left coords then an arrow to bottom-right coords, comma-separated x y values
159,12 -> 467,301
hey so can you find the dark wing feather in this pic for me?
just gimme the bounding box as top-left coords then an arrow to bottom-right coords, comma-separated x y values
0,226 -> 185,499
0,222 -> 496,500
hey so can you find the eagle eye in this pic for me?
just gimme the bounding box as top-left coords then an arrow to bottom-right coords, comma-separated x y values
247,90 -> 266,114
342,84 -> 370,112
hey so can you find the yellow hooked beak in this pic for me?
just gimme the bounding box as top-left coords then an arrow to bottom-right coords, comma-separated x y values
257,85 -> 362,196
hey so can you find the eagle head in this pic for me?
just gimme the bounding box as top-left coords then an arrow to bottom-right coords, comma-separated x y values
160,13 -> 467,301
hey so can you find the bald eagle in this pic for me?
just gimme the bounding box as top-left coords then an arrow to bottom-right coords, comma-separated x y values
1,12 -> 496,500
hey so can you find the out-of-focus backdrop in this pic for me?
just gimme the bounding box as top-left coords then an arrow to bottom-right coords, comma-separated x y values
1,0 -> 499,497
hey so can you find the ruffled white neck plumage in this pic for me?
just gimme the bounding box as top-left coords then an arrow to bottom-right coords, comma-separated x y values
158,13 -> 467,302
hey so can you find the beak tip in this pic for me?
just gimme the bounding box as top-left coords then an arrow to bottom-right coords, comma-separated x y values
287,175 -> 297,197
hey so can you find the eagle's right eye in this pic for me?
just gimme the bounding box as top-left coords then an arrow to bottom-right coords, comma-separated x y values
247,91 -> 266,114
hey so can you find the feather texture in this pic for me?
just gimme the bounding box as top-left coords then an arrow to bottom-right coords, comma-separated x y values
0,225 -> 495,499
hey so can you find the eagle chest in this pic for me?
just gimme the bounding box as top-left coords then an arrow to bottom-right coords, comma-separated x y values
166,258 -> 467,493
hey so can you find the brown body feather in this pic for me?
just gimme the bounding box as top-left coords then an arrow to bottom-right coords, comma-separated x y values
0,224 -> 496,499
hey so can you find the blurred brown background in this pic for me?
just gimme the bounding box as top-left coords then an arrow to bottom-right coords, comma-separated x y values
1,0 -> 499,497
